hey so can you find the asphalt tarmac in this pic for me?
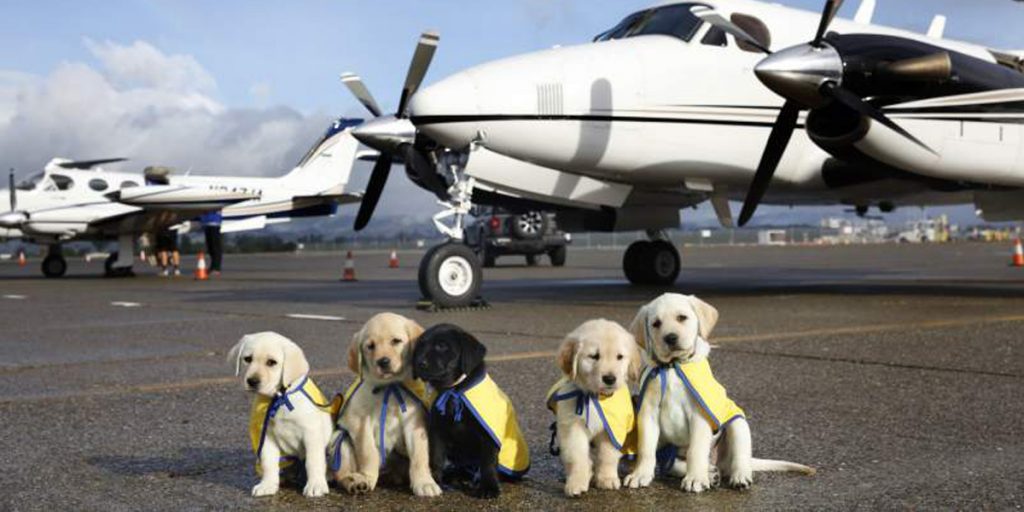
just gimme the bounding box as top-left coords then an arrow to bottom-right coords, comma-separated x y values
1,243 -> 1022,511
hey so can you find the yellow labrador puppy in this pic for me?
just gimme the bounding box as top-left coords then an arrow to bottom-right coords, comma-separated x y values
330,313 -> 441,498
546,319 -> 641,497
228,332 -> 335,498
624,293 -> 814,493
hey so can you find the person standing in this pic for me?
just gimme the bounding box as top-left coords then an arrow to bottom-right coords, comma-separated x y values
201,210 -> 223,276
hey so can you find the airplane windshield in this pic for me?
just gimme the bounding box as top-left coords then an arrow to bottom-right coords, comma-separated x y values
595,3 -> 709,42
15,172 -> 44,191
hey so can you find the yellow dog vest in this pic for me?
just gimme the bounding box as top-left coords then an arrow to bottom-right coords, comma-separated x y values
248,375 -> 340,475
638,358 -> 745,433
546,377 -> 637,454
328,376 -> 431,472
432,373 -> 530,478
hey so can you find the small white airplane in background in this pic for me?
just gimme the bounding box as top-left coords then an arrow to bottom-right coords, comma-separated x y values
0,118 -> 367,277
340,0 -> 1024,307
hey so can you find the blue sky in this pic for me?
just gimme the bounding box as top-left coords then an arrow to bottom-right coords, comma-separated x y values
2,0 -> 1022,114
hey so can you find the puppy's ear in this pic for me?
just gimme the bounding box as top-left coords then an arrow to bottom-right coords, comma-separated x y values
689,295 -> 719,339
629,305 -> 649,352
347,331 -> 363,375
405,318 -> 425,345
557,336 -> 579,378
227,335 -> 251,376
281,338 -> 310,387
458,331 -> 487,376
627,332 -> 643,382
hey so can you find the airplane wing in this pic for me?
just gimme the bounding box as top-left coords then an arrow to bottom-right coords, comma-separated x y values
77,185 -> 259,236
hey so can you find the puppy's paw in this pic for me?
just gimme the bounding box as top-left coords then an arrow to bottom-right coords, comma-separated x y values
594,474 -> 621,490
681,472 -> 711,493
412,479 -> 443,498
472,483 -> 501,500
251,480 -> 279,497
303,477 -> 330,498
727,470 -> 753,490
623,469 -> 654,489
340,473 -> 372,494
564,476 -> 590,498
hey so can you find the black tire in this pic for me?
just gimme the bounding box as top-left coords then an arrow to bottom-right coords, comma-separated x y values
646,240 -> 681,285
623,241 -> 652,284
483,252 -> 496,268
104,252 -> 134,278
525,254 -> 538,266
510,211 -> 548,240
549,245 -> 567,267
41,254 -> 67,278
418,242 -> 482,308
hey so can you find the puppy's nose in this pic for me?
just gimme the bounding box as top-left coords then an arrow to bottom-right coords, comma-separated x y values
663,333 -> 679,347
602,374 -> 617,386
246,377 -> 260,388
376,357 -> 391,369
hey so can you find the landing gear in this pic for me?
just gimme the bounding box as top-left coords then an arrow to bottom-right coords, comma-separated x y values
622,237 -> 680,286
418,150 -> 485,308
41,245 -> 67,278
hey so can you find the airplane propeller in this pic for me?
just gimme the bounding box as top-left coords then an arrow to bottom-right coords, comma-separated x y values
9,168 -> 15,212
0,168 -> 28,229
340,31 -> 440,231
696,0 -> 939,226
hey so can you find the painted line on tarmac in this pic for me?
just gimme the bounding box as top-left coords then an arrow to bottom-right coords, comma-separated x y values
3,294 -> 26,299
5,313 -> 1024,404
110,301 -> 143,308
285,313 -> 346,321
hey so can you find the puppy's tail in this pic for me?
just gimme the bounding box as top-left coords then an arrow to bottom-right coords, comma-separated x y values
750,458 -> 816,476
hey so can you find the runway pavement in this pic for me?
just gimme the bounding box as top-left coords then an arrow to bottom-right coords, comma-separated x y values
1,243 -> 1022,511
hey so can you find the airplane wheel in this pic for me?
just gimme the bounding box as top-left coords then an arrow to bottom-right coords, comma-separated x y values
104,252 -> 134,278
41,254 -> 67,278
418,242 -> 482,308
623,240 -> 680,285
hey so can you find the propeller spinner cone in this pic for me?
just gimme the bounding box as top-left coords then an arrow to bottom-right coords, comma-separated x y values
754,44 -> 843,108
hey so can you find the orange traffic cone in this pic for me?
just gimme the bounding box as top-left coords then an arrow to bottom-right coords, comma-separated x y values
17,250 -> 26,267
342,251 -> 357,281
1012,239 -> 1024,267
388,250 -> 399,269
194,251 -> 209,280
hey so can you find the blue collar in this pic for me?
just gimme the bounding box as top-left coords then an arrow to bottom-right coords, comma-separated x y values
431,371 -> 486,423
256,375 -> 311,460
549,384 -> 622,451
370,383 -> 420,467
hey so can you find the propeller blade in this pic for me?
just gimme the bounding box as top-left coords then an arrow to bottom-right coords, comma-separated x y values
353,153 -> 394,231
812,0 -> 844,47
56,157 -> 128,170
340,73 -> 383,118
738,101 -> 801,227
823,83 -> 936,154
397,31 -> 440,117
8,168 -> 15,211
691,6 -> 771,54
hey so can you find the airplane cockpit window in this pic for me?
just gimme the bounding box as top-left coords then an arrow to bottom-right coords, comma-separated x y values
88,178 -> 109,192
49,174 -> 74,191
15,172 -> 44,191
594,3 -> 710,43
730,13 -> 771,53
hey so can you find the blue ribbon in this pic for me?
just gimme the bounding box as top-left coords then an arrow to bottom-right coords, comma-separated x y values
255,376 -> 307,462
433,388 -> 466,422
372,384 -> 409,467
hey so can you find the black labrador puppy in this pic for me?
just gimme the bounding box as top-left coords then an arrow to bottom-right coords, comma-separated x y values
413,323 -> 503,499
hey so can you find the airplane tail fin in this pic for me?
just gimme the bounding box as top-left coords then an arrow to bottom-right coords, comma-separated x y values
281,118 -> 370,194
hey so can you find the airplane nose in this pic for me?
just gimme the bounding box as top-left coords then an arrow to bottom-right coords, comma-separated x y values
754,43 -> 843,108
409,71 -> 481,149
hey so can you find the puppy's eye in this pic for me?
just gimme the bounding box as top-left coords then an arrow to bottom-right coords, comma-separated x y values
589,353 -> 600,361
367,342 -> 376,351
391,338 -> 402,346
266,359 -> 277,367
242,356 -> 252,364
617,354 -> 624,360
677,314 -> 688,323
652,319 -> 662,329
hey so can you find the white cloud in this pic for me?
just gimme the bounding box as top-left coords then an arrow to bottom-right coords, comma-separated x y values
84,38 -> 216,94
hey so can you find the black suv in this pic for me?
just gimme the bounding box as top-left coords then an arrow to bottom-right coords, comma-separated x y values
464,208 -> 570,267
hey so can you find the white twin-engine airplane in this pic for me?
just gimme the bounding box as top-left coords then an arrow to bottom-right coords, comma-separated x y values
339,0 -> 1024,307
0,119 -> 366,277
